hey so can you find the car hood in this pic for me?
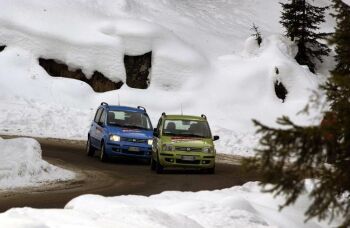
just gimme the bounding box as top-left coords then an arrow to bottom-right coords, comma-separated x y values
162,136 -> 213,147
107,126 -> 153,139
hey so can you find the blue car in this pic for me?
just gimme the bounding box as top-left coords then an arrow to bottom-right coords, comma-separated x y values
86,102 -> 154,162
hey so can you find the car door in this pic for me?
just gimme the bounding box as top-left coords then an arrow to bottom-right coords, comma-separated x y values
95,108 -> 107,148
90,107 -> 103,148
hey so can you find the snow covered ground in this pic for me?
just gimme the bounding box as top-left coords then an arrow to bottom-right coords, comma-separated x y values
0,137 -> 74,189
0,181 -> 340,228
0,1 -> 341,225
0,0 -> 335,156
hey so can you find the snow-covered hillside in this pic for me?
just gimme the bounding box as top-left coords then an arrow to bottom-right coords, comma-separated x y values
0,137 -> 74,189
0,0 -> 335,156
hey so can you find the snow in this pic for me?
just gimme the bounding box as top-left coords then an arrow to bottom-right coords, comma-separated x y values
0,1 -> 342,226
0,181 -> 340,227
343,0 -> 350,6
0,0 -> 335,156
0,137 -> 75,189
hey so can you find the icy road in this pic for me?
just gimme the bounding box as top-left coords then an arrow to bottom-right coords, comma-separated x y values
0,137 -> 259,211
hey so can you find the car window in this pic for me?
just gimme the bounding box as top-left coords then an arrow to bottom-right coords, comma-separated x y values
107,110 -> 152,130
156,118 -> 162,134
99,109 -> 106,124
94,108 -> 103,123
163,119 -> 212,138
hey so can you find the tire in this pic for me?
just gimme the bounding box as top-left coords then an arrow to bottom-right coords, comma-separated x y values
206,166 -> 215,174
86,137 -> 95,157
100,142 -> 109,162
150,157 -> 156,171
155,154 -> 164,174
144,158 -> 151,165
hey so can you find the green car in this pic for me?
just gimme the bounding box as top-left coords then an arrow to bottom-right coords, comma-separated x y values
151,113 -> 219,174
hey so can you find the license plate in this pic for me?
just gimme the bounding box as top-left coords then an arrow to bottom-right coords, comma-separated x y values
128,146 -> 140,152
181,156 -> 196,161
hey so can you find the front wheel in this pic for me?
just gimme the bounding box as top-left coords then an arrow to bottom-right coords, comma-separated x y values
150,157 -> 156,171
206,166 -> 215,174
155,154 -> 164,174
100,143 -> 109,162
86,137 -> 95,157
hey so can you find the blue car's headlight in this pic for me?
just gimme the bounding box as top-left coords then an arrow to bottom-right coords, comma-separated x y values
109,135 -> 120,142
148,139 -> 153,145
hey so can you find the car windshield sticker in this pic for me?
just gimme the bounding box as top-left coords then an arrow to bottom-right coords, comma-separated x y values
170,137 -> 201,142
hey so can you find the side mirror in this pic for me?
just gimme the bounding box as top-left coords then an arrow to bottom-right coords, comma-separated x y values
153,128 -> 159,137
98,121 -> 104,127
213,135 -> 220,141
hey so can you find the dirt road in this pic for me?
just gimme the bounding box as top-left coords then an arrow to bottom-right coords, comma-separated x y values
0,137 -> 259,212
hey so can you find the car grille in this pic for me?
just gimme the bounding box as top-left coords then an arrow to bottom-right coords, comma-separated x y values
122,149 -> 144,155
121,137 -> 147,144
175,147 -> 202,152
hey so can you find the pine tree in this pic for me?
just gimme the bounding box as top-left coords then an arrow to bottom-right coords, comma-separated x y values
330,0 -> 350,75
280,0 -> 330,73
250,23 -> 262,47
244,1 -> 350,226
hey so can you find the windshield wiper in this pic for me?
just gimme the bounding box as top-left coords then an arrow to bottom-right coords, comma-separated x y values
108,123 -> 123,127
179,133 -> 206,138
123,124 -> 148,130
164,133 -> 205,138
163,132 -> 178,136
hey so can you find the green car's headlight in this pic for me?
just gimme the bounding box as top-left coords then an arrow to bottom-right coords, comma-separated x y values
203,147 -> 213,153
109,135 -> 120,142
162,144 -> 174,151
148,139 -> 153,145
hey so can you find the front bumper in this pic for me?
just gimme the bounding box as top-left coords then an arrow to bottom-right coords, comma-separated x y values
106,141 -> 152,160
158,151 -> 215,168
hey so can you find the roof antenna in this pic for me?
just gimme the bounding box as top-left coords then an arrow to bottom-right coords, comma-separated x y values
181,103 -> 183,115
118,94 -> 120,106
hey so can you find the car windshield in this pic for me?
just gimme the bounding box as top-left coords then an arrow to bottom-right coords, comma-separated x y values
107,110 -> 152,130
163,119 -> 212,138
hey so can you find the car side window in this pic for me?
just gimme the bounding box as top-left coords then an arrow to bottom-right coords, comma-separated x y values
99,109 -> 106,125
156,118 -> 163,135
94,108 -> 103,123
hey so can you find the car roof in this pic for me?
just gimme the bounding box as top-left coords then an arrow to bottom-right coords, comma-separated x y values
103,105 -> 146,113
163,114 -> 206,121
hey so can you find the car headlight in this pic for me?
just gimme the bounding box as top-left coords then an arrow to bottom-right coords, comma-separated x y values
162,144 -> 174,151
148,139 -> 153,145
109,135 -> 120,142
203,147 -> 213,153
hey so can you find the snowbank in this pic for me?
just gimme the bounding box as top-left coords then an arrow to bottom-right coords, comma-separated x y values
343,0 -> 350,6
0,137 -> 74,189
0,182 -> 340,227
0,0 -> 335,156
